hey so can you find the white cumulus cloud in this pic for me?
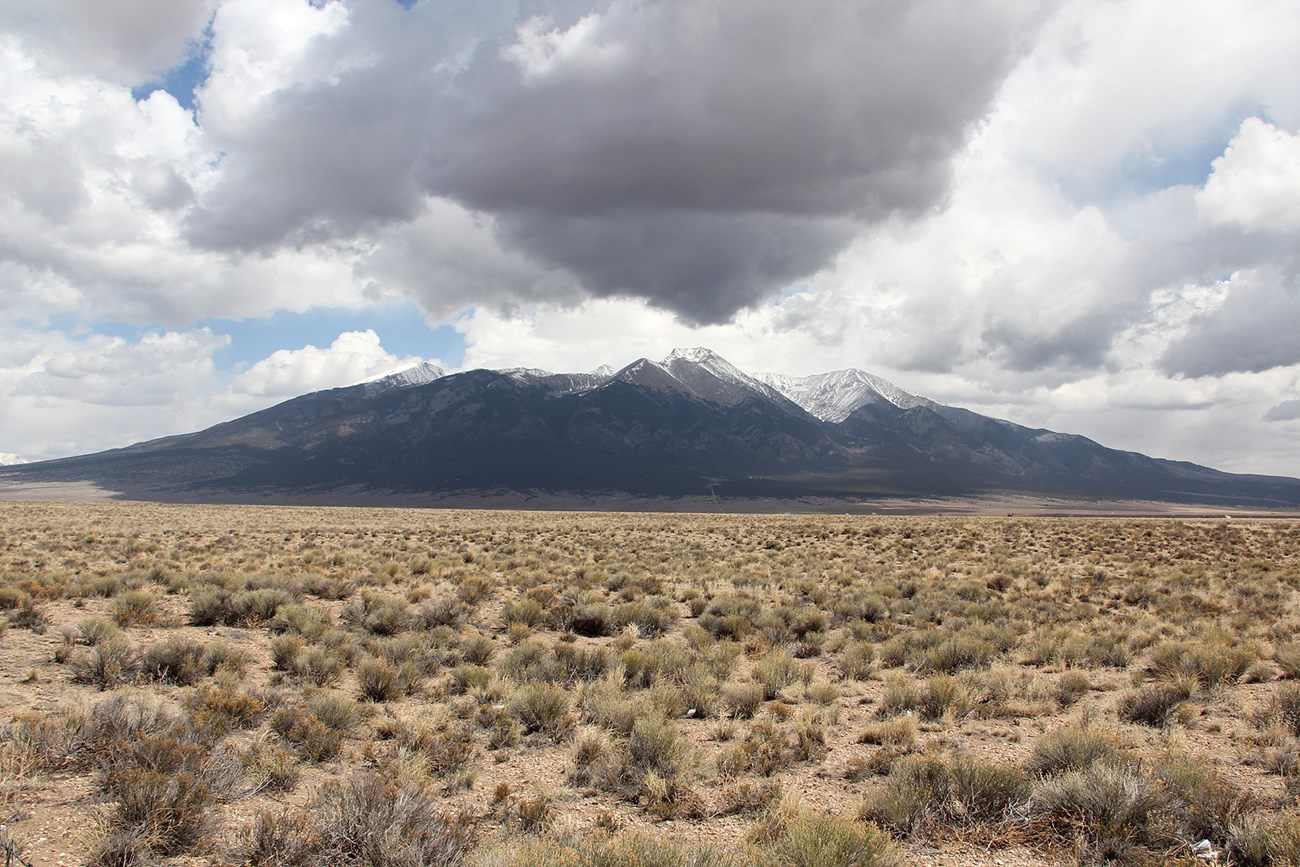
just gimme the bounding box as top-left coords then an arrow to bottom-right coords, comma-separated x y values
232,330 -> 418,397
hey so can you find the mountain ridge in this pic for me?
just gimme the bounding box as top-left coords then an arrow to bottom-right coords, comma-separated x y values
3,347 -> 1298,510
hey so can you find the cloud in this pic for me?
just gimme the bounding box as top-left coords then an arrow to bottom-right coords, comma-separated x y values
232,329 -> 417,397
1266,399 -> 1300,422
1160,267 -> 1300,377
184,0 -> 1045,323
13,329 -> 229,406
0,0 -> 216,84
1198,118 -> 1300,232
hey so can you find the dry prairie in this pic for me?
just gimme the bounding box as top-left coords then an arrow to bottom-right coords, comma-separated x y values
2,501 -> 1300,866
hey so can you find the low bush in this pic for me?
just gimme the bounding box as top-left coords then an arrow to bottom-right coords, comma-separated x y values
1028,762 -> 1169,857
270,705 -> 342,762
241,771 -> 474,867
948,755 -> 1030,822
140,637 -> 208,686
1117,683 -> 1192,727
110,590 -> 159,627
69,637 -> 138,689
1026,728 -> 1124,776
860,754 -> 951,837
756,808 -> 903,867
509,683 -> 572,737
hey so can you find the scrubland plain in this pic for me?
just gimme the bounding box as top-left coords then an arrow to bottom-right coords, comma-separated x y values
2,502 -> 1300,866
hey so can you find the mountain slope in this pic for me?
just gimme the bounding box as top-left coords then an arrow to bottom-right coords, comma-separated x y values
4,348 -> 1298,508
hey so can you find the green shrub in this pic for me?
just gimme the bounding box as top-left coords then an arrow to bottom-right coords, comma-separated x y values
1275,643 -> 1300,679
753,650 -> 798,700
230,588 -> 295,626
918,674 -> 969,721
342,591 -> 411,635
1028,762 -> 1168,853
356,656 -> 405,703
187,683 -> 267,733
1055,670 -> 1091,707
722,681 -> 765,719
69,637 -> 138,689
920,635 -> 996,674
1275,683 -> 1300,737
502,597 -> 546,628
880,675 -> 919,716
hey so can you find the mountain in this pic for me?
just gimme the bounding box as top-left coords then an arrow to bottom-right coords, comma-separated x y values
3,348 -> 1299,509
0,453 -> 26,467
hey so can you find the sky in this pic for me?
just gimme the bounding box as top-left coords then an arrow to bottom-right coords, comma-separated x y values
1,0 -> 1298,477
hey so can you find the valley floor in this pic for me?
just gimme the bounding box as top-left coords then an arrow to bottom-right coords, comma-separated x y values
2,502 -> 1300,865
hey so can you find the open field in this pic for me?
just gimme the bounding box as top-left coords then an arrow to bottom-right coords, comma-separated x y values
2,502 -> 1300,866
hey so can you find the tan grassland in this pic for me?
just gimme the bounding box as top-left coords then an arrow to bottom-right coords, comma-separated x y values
2,501 -> 1300,866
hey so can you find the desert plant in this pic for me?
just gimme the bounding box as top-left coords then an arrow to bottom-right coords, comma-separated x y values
756,808 -> 903,867
839,640 -> 876,681
140,637 -> 208,686
187,682 -> 267,735
948,755 -> 1030,822
860,754 -> 951,837
1028,761 -> 1169,856
69,637 -> 138,689
241,771 -> 473,866
356,656 -> 405,702
1117,682 -> 1192,727
629,715 -> 689,776
270,705 -> 342,762
1055,670 -> 1091,707
509,682 -> 572,737
110,590 -> 158,627
721,681 -> 765,719
1027,728 -> 1125,776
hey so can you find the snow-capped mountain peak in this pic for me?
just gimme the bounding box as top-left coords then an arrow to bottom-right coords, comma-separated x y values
660,348 -> 801,410
756,368 -> 933,423
0,452 -> 27,466
364,361 -> 446,389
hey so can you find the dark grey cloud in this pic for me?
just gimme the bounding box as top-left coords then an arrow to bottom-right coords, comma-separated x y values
498,209 -> 857,324
184,0 -> 1044,323
1160,266 -> 1300,378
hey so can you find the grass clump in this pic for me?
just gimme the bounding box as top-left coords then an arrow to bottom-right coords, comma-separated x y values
242,771 -> 473,866
756,810 -> 903,867
509,683 -> 573,738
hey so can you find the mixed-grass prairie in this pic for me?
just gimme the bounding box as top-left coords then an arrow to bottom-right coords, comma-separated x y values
2,501 -> 1300,866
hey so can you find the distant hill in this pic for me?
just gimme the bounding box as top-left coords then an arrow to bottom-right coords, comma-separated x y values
4,348 -> 1299,510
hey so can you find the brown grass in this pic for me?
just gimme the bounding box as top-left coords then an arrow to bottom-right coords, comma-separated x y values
1,501 -> 1299,866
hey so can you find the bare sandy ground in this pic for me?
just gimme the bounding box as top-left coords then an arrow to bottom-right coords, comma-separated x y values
0,480 -> 121,501
1,476 -> 1297,517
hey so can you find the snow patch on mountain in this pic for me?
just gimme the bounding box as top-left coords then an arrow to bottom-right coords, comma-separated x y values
0,452 -> 27,466
756,369 -> 934,422
661,348 -> 802,411
364,361 -> 446,389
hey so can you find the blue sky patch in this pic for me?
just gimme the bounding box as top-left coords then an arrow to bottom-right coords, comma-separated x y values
131,28 -> 212,111
203,301 -> 466,371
